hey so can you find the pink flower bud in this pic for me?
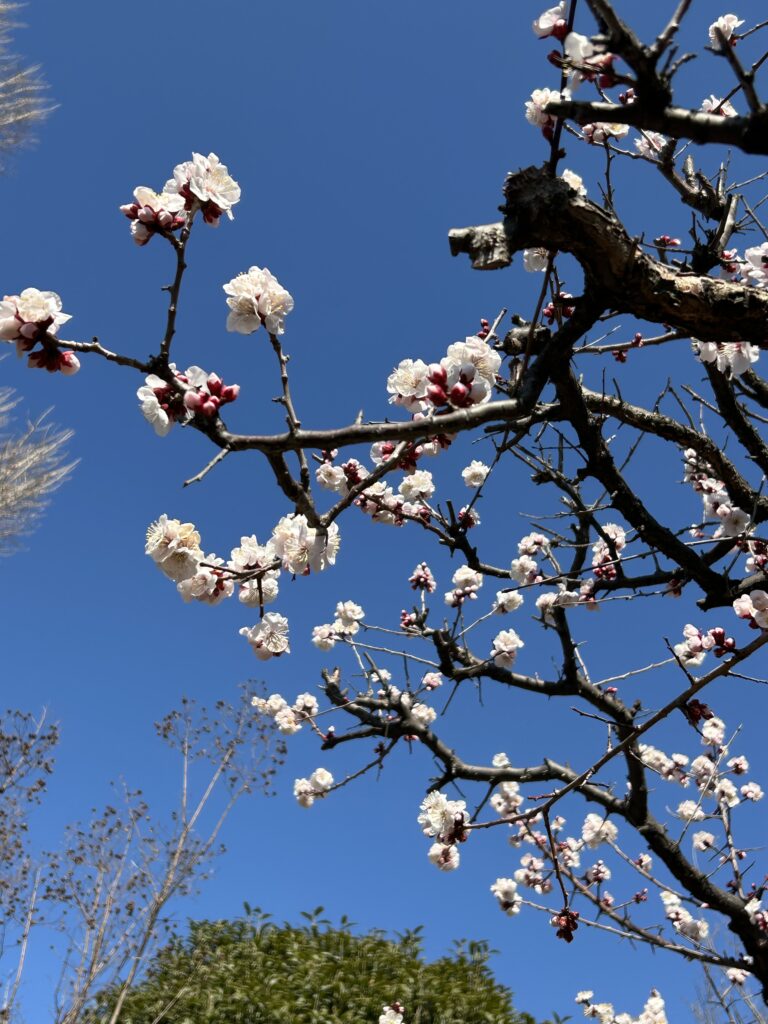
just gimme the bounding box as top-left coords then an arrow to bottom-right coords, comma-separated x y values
59,351 -> 80,375
220,384 -> 240,403
137,206 -> 156,223
19,321 -> 39,340
184,391 -> 205,411
448,382 -> 471,406
157,210 -> 173,228
120,203 -> 139,219
427,363 -> 447,386
426,384 -> 448,406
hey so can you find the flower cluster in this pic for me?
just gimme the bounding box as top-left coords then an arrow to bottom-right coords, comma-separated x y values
145,514 -> 340,657
709,14 -> 744,49
0,289 -> 79,374
575,989 -> 668,1024
121,152 -> 240,238
682,448 -> 751,543
387,335 -> 501,413
137,365 -> 240,436
379,1003 -> 405,1024
223,266 -> 294,336
673,624 -> 735,667
252,690 -> 319,736
532,2 -> 567,41
444,565 -> 483,608
418,791 -> 469,871
733,590 -> 768,629
694,339 -> 760,378
293,767 -> 334,808
312,600 -> 365,651
120,186 -> 185,245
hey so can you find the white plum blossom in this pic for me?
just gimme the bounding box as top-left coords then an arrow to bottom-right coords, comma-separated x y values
461,460 -> 490,488
715,777 -> 740,807
409,703 -> 437,729
490,781 -> 523,819
582,122 -> 629,144
518,532 -> 550,557
740,781 -> 764,801
510,555 -> 540,584
733,589 -> 768,628
177,555 -> 234,605
585,860 -> 611,884
490,628 -> 524,669
525,88 -> 561,132
428,842 -> 460,870
399,470 -> 435,502
271,514 -> 340,575
535,586 -> 579,621
316,462 -> 346,492
251,692 -> 288,717
309,767 -> 333,791
293,692 -> 319,718
445,564 -> 483,607
229,535 -> 280,607
120,186 -> 185,244
311,624 -> 338,650
532,2 -> 566,39
274,707 -> 302,735
0,288 -> 71,344
581,813 -> 618,848
379,1007 -> 404,1024
418,791 -> 467,839
164,152 -> 241,224
240,612 -> 290,660
744,241 -> 768,287
701,716 -> 726,746
634,131 -> 667,160
335,600 -> 364,630
493,589 -> 524,613
661,890 -> 709,942
137,373 -> 177,436
561,168 -> 586,195
387,358 -> 430,412
490,877 -> 522,915
523,248 -> 550,272
294,770 -> 334,808
727,754 -> 749,774
692,830 -> 716,851
701,95 -> 737,117
694,339 -> 760,377
639,745 -> 689,785
676,799 -> 706,822
223,266 -> 294,336
673,624 -> 711,667
145,515 -> 203,582
726,968 -> 750,985
709,14 -> 744,49
421,672 -> 443,691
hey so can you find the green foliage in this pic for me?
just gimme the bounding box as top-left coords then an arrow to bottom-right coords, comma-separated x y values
88,906 -> 543,1024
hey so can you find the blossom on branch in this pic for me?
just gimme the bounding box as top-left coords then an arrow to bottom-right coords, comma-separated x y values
0,288 -> 78,374
532,2 -> 567,41
145,515 -> 203,583
708,14 -> 744,49
164,152 -> 241,225
120,186 -> 185,245
240,612 -> 291,660
223,266 -> 294,336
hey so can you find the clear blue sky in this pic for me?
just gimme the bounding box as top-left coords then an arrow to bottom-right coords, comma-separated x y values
4,1 -> 766,1020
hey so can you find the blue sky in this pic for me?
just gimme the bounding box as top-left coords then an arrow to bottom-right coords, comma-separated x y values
3,1 -> 767,1020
